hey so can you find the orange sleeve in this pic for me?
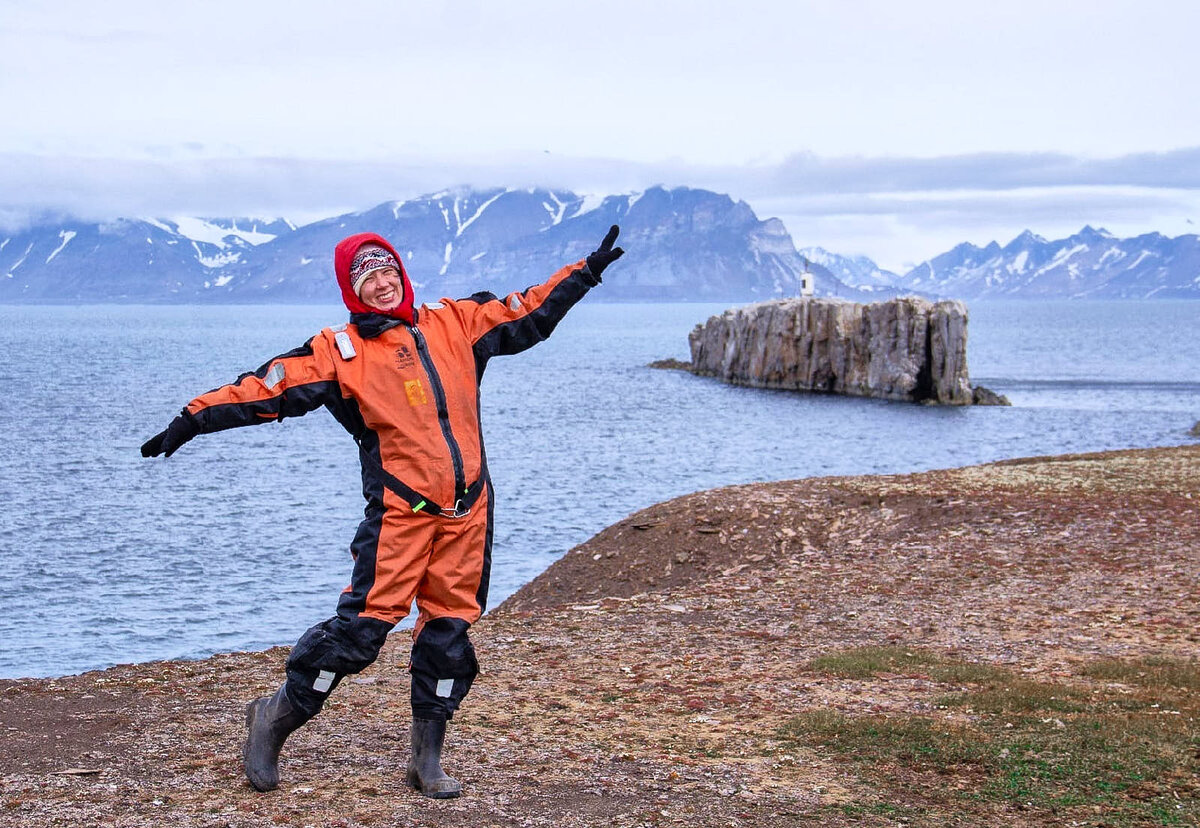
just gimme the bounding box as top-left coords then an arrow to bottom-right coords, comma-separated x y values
185,334 -> 342,434
453,259 -> 592,359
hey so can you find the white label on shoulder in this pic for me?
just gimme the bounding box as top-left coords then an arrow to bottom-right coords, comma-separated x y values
435,678 -> 454,697
334,331 -> 357,360
424,301 -> 445,310
508,295 -> 522,312
264,362 -> 285,390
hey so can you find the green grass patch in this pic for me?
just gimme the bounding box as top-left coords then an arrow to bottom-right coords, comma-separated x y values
807,645 -> 939,679
782,709 -> 988,769
807,645 -> 1009,684
784,650 -> 1199,824
937,677 -> 1091,714
1080,655 -> 1200,691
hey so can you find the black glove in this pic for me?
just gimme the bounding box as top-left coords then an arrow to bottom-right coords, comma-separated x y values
140,412 -> 200,458
583,225 -> 625,285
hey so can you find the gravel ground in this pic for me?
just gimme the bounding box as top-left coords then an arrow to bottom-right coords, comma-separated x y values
2,444 -> 1197,827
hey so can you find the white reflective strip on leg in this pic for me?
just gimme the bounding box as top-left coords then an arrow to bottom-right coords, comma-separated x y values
264,362 -> 285,389
435,678 -> 454,698
313,670 -> 336,693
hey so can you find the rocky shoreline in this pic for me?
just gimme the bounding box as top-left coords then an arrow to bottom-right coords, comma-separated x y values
2,445 -> 1197,826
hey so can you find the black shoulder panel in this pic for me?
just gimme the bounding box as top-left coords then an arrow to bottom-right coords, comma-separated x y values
463,291 -> 500,306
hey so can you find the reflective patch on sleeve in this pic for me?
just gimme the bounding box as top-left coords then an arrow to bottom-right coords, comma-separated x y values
435,678 -> 454,698
330,323 -> 348,332
508,295 -> 522,312
334,331 -> 357,360
264,362 -> 285,390
313,670 -> 336,693
424,301 -> 445,310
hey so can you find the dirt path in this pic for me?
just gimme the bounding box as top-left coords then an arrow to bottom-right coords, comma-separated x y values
2,445 -> 1197,826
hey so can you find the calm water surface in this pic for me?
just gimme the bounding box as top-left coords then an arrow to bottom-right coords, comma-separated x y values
0,300 -> 1196,678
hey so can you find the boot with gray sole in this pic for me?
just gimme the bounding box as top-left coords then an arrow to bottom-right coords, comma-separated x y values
243,684 -> 309,792
406,717 -> 462,798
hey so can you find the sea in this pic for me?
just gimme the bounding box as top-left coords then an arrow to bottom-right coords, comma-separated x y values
0,300 -> 1197,680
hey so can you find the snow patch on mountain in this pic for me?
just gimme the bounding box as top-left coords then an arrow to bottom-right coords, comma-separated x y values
191,241 -> 241,269
160,217 -> 278,247
1032,243 -> 1087,278
46,230 -> 76,264
543,191 -> 568,226
1126,250 -> 1156,269
456,191 -> 504,238
8,242 -> 33,274
575,193 -> 608,216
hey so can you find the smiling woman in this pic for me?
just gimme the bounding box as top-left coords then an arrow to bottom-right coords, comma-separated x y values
349,244 -> 406,312
137,224 -> 623,797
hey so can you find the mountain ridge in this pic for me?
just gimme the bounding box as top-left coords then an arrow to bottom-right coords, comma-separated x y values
891,225 -> 1200,299
0,186 -> 869,304
2,188 -> 1197,302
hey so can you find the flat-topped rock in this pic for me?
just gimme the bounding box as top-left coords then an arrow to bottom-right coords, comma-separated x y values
687,295 -> 1004,405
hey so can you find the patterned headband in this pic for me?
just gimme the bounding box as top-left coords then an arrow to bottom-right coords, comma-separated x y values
349,247 -> 400,296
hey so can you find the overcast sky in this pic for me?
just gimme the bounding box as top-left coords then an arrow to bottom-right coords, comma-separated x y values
2,0 -> 1198,270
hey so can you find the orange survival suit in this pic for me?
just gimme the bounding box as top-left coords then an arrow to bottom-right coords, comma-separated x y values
177,232 -> 598,722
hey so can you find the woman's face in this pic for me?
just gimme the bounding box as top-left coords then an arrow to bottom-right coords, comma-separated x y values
358,267 -> 405,311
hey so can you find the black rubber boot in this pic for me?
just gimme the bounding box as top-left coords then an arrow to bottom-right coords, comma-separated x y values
406,717 -> 462,798
243,684 -> 309,792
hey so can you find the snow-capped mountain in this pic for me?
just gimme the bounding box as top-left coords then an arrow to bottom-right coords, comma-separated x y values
894,226 -> 1200,299
0,187 -> 858,303
0,215 -> 293,301
5,199 -> 1196,303
217,186 -> 860,302
797,247 -> 903,294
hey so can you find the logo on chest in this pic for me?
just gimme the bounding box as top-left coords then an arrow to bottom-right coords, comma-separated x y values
394,345 -> 416,370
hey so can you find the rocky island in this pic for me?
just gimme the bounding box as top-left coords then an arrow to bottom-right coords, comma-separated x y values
684,296 -> 1008,405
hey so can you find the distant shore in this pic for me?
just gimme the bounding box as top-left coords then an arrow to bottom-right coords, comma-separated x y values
2,444 -> 1197,827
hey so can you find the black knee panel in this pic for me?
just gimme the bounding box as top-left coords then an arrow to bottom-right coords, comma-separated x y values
410,617 -> 479,721
284,615 -> 393,717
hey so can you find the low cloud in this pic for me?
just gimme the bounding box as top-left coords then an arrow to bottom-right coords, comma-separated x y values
733,148 -> 1200,195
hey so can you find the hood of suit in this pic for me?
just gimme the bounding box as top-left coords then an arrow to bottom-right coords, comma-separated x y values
334,233 -> 416,323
